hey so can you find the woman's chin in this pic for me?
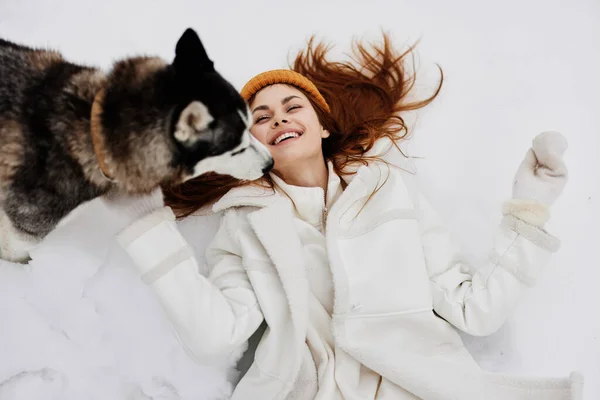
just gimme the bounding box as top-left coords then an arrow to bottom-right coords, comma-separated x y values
272,150 -> 324,171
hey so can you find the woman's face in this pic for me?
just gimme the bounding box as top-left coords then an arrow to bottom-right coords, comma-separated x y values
249,84 -> 329,174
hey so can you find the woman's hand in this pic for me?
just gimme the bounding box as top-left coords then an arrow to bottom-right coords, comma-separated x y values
512,131 -> 568,207
101,187 -> 166,232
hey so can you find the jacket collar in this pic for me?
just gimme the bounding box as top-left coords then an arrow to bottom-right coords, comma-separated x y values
212,136 -> 416,213
212,182 -> 280,213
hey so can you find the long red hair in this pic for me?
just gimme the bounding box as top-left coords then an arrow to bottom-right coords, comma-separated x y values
163,32 -> 442,218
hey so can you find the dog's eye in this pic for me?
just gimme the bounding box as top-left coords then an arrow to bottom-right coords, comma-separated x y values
231,147 -> 247,156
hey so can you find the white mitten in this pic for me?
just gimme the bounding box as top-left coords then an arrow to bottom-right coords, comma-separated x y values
101,187 -> 166,232
504,131 -> 568,226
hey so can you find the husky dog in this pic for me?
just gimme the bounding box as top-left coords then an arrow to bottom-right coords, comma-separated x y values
0,28 -> 273,262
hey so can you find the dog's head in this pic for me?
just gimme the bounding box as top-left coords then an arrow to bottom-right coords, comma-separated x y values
97,28 -> 273,193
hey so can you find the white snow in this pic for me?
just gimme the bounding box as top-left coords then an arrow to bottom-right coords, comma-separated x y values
0,0 -> 598,399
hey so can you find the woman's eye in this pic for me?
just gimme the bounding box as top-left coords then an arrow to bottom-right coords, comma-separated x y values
287,105 -> 301,112
255,115 -> 269,123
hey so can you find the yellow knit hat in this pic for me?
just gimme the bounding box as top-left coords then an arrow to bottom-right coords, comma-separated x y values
240,69 -> 330,113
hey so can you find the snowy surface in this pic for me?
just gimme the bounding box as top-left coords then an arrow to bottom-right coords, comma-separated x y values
0,0 -> 598,399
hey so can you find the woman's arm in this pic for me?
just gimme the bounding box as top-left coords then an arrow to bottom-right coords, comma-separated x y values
116,206 -> 264,361
420,132 -> 568,336
420,193 -> 559,336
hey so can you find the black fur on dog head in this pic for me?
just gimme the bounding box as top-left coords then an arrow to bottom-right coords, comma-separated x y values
97,28 -> 272,194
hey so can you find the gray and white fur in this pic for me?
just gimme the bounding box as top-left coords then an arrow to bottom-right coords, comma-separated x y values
0,28 -> 273,262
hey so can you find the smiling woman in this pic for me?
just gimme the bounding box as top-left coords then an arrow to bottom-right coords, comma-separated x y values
117,32 -> 578,400
163,34 -> 437,217
248,84 -> 331,188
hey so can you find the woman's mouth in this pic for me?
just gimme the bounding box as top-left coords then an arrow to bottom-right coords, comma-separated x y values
271,130 -> 303,145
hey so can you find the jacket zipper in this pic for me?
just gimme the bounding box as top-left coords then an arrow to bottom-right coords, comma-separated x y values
322,191 -> 328,233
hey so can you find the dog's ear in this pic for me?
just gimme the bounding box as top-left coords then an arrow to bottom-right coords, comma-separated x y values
173,101 -> 214,145
173,28 -> 214,74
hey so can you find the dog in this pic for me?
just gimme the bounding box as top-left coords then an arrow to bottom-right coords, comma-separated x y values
0,28 -> 273,263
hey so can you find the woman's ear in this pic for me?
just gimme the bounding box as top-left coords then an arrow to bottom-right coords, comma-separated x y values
321,127 -> 330,139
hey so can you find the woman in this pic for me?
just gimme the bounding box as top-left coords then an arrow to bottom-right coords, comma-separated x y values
109,34 -> 581,399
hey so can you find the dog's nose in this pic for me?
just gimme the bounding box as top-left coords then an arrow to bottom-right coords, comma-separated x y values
262,159 -> 274,174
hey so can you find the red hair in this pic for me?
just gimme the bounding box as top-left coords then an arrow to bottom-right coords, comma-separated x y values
163,32 -> 442,218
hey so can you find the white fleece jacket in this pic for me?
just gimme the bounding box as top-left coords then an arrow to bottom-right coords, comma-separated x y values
117,138 -> 583,400
270,165 -> 388,399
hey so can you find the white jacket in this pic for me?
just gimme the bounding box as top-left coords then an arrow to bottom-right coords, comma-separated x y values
118,138 -> 583,400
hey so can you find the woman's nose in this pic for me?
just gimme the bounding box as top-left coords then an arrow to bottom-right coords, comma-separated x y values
273,118 -> 289,128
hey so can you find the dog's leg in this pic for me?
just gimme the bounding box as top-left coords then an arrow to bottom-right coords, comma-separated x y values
0,210 -> 38,263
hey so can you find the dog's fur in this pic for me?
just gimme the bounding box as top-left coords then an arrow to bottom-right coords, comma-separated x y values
0,28 -> 273,262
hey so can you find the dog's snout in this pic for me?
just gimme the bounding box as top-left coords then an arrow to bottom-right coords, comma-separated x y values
262,159 -> 274,174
